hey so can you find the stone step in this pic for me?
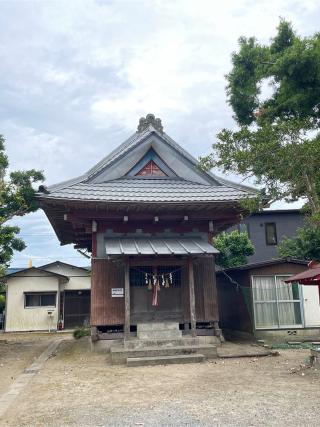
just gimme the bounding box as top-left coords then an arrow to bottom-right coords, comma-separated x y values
137,322 -> 179,332
111,344 -> 217,364
127,353 -> 205,367
137,329 -> 182,340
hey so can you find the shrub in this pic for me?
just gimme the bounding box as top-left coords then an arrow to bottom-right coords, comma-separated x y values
278,225 -> 320,261
214,230 -> 255,268
73,326 -> 90,339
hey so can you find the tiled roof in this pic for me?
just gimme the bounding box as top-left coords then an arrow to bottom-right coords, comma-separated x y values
46,125 -> 257,194
105,237 -> 219,256
43,178 -> 252,203
86,126 -> 154,178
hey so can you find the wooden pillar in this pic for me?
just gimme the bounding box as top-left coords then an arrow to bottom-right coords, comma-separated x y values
124,258 -> 130,340
91,220 -> 97,257
188,257 -> 197,337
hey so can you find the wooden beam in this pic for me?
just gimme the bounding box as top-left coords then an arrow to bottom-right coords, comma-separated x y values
92,230 -> 97,257
188,257 -> 197,337
124,258 -> 130,341
92,220 -> 97,233
129,258 -> 186,266
97,221 -> 210,234
67,211 -> 241,222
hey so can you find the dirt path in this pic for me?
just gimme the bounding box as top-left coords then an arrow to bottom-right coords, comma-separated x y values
0,333 -> 58,395
1,337 -> 320,426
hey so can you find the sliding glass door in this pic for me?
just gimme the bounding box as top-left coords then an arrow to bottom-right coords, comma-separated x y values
252,275 -> 302,329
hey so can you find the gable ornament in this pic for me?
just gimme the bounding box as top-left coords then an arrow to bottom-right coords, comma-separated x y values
137,113 -> 164,134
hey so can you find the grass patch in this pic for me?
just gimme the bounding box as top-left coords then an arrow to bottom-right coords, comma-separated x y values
73,326 -> 90,340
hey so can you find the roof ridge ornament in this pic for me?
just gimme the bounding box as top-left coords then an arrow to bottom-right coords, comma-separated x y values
137,114 -> 163,134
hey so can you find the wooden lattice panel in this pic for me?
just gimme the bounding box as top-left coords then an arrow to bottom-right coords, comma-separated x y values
136,160 -> 167,176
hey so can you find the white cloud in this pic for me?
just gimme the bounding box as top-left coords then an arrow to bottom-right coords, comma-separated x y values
89,0 -> 320,132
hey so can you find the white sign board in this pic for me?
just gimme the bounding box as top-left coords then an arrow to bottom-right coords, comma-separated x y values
111,288 -> 124,298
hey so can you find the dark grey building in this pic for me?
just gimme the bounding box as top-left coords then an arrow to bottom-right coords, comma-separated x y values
229,209 -> 305,263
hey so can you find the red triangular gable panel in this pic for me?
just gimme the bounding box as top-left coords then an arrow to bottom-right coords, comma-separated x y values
136,160 -> 167,176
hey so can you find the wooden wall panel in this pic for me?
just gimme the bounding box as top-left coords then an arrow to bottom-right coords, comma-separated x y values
91,256 -> 219,326
204,257 -> 219,322
194,262 -> 205,321
194,257 -> 219,322
249,263 -> 306,277
182,257 -> 218,323
91,259 -> 125,326
181,265 -> 190,322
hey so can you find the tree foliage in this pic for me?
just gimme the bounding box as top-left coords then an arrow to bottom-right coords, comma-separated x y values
278,224 -> 320,261
0,135 -> 44,274
200,20 -> 320,219
214,230 -> 255,269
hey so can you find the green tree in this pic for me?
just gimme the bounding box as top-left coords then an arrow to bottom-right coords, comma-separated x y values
214,231 -> 255,268
278,224 -> 320,261
200,20 -> 320,220
0,135 -> 44,275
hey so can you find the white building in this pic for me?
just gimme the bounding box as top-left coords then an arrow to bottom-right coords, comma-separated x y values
3,262 -> 90,332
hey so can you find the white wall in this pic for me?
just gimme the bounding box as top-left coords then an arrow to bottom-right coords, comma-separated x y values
44,263 -> 91,291
302,285 -> 320,327
5,273 -> 59,332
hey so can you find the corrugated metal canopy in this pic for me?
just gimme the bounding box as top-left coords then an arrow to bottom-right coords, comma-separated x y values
105,237 -> 219,256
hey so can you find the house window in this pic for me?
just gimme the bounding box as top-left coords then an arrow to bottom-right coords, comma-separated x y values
25,293 -> 56,308
238,223 -> 250,237
265,222 -> 277,245
252,275 -> 302,329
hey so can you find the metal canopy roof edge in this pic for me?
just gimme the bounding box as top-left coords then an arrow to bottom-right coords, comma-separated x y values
104,237 -> 219,256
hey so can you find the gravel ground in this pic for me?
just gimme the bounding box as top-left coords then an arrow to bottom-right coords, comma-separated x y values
1,337 -> 320,426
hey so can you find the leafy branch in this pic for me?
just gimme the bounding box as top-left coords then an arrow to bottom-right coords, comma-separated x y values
200,20 -> 320,220
0,135 -> 44,272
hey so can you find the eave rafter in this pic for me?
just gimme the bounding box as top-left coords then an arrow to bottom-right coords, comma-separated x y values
40,197 -> 244,251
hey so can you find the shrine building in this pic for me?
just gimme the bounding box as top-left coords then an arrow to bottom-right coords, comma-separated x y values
38,114 -> 256,346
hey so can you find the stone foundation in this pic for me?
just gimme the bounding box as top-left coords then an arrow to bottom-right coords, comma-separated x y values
255,328 -> 320,342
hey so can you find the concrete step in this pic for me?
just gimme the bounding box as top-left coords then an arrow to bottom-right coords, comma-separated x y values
127,353 -> 205,367
137,322 -> 179,332
111,344 -> 217,364
137,329 -> 182,340
124,336 -> 219,349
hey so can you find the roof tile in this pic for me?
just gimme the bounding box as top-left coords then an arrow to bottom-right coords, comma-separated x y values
43,178 -> 252,203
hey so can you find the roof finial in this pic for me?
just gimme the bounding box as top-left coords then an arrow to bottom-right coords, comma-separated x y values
137,114 -> 163,134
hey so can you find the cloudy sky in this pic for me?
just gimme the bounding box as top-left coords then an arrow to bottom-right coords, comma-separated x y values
1,0 -> 319,267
